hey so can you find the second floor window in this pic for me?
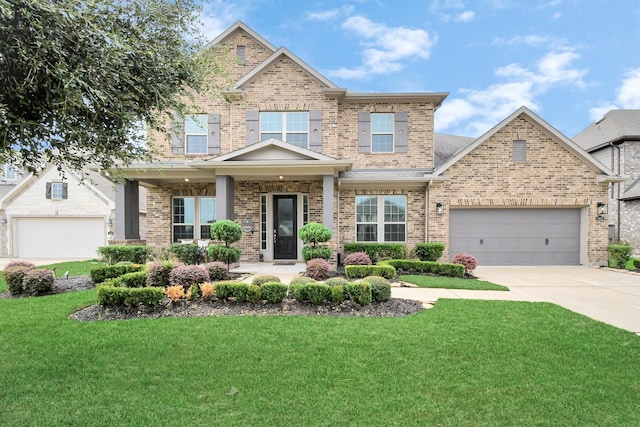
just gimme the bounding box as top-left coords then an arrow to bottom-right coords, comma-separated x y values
185,114 -> 208,154
260,112 -> 309,149
4,164 -> 16,181
371,113 -> 394,153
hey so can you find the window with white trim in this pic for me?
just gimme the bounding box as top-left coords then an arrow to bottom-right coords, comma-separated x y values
172,196 -> 216,242
4,164 -> 16,181
51,182 -> 65,200
371,113 -> 394,152
356,195 -> 406,242
260,112 -> 309,148
185,114 -> 208,154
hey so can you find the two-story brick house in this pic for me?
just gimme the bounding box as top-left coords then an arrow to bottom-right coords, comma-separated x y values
111,21 -> 621,266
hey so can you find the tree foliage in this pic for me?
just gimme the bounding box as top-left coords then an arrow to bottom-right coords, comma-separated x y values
0,0 -> 230,174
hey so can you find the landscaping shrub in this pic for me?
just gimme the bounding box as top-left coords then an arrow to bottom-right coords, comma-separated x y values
252,275 -> 281,286
23,269 -> 55,296
213,281 -> 250,301
343,243 -> 406,262
305,283 -> 331,304
324,277 -> 349,287
200,282 -> 215,298
345,281 -> 372,305
188,284 -> 200,300
96,245 -> 150,265
169,265 -> 210,288
208,220 -> 243,269
90,264 -> 144,284
204,261 -> 229,281
345,264 -> 396,280
330,285 -> 344,304
247,284 -> 262,304
291,284 -> 307,302
305,258 -> 331,280
302,246 -> 333,262
299,222 -> 333,261
608,242 -> 634,269
288,276 -> 316,286
452,253 -> 478,274
165,285 -> 186,302
207,245 -> 242,267
343,251 -> 372,266
382,259 -> 464,278
97,285 -> 164,307
146,261 -> 175,287
3,261 -> 35,295
169,243 -> 206,265
118,271 -> 148,288
362,276 -> 391,302
413,242 -> 445,262
261,282 -> 288,303
634,258 -> 640,270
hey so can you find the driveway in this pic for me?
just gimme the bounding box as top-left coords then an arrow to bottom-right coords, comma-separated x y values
393,266 -> 640,334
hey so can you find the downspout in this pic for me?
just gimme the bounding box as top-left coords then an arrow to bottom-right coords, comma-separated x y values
336,183 -> 341,265
425,182 -> 430,242
616,144 -> 621,242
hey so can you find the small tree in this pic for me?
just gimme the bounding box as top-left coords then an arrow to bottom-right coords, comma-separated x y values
208,220 -> 243,270
298,222 -> 333,261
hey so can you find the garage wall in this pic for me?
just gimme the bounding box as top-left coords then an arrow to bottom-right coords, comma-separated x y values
429,114 -> 610,265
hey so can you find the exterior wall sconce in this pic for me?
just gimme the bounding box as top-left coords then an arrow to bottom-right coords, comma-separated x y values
435,202 -> 444,215
597,202 -> 607,215
0,218 -> 6,226
107,218 -> 113,227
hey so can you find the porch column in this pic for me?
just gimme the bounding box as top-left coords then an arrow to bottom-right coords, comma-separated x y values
115,180 -> 140,240
323,175 -> 334,232
215,175 -> 235,220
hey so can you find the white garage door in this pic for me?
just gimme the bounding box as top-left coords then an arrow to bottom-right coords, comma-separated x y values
449,208 -> 581,265
14,217 -> 105,258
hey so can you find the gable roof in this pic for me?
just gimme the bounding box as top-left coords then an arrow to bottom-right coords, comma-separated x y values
203,21 -> 277,53
204,138 -> 340,163
434,133 -> 475,168
434,106 -> 622,183
573,110 -> 640,151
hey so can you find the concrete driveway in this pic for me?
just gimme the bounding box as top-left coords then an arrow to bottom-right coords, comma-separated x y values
393,266 -> 640,334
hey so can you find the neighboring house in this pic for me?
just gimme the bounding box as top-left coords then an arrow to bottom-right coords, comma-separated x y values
0,165 -> 147,258
109,21 -> 620,266
573,110 -> 640,251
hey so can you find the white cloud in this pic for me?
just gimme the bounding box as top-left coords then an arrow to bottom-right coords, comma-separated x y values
200,1 -> 253,43
454,10 -> 475,22
589,67 -> 640,119
328,16 -> 436,80
307,6 -> 354,21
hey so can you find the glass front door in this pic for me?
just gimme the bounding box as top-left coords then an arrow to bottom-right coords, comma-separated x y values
273,195 -> 297,259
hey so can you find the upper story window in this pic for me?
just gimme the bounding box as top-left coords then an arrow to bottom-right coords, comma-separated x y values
236,45 -> 246,63
371,113 -> 394,153
185,114 -> 208,154
46,182 -> 68,200
260,112 -> 309,149
172,196 -> 216,242
3,164 -> 16,181
513,140 -> 526,162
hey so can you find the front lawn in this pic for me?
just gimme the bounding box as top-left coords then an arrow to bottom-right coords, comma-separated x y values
0,291 -> 638,426
399,274 -> 508,291
37,259 -> 107,277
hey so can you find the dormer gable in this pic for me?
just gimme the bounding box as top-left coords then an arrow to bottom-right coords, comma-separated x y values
203,21 -> 277,53
210,138 -> 338,162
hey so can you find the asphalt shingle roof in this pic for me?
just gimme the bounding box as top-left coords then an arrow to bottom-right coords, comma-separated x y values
573,110 -> 640,151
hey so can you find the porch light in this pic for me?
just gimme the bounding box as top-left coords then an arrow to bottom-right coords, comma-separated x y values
597,202 -> 607,215
279,175 -> 284,180
435,202 -> 444,215
107,218 -> 113,227
0,218 -> 6,226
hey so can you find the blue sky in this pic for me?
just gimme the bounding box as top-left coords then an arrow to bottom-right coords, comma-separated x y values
200,0 -> 640,138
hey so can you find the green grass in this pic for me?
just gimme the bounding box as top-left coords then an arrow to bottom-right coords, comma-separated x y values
399,274 -> 509,291
36,259 -> 107,277
0,292 -> 638,426
626,258 -> 640,271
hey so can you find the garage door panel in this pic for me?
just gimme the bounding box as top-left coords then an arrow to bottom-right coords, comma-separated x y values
15,217 -> 105,258
449,209 -> 581,266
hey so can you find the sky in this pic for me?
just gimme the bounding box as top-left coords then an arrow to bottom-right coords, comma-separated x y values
199,0 -> 640,138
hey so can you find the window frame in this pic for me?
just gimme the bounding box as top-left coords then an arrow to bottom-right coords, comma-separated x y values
259,111 -> 309,149
371,113 -> 395,153
172,196 -> 216,242
355,195 -> 407,243
51,182 -> 65,200
4,164 -> 16,181
185,114 -> 208,154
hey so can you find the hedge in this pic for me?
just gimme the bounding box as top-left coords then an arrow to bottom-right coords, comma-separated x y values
345,282 -> 372,305
343,243 -> 406,262
381,259 -> 464,278
261,282 -> 288,303
344,264 -> 396,280
413,242 -> 445,262
97,285 -> 164,307
96,245 -> 150,265
90,264 -> 144,283
607,242 -> 634,269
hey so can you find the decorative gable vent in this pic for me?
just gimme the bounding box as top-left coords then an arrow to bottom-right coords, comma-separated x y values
513,140 -> 526,162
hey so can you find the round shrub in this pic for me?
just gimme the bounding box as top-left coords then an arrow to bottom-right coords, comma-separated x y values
204,261 -> 229,281
363,276 -> 391,302
247,284 -> 262,304
199,282 -> 216,299
208,245 -> 241,265
305,258 -> 331,281
169,265 -> 210,288
345,281 -> 372,305
302,246 -> 333,262
298,222 -> 332,246
306,283 -> 331,304
324,277 -> 349,287
330,285 -> 344,304
146,261 -> 175,287
413,242 -> 445,262
252,275 -> 281,286
452,253 -> 478,273
169,243 -> 205,265
23,269 -> 55,296
289,276 -> 316,286
343,251 -> 372,266
261,282 -> 288,303
4,262 -> 35,295
210,220 -> 243,245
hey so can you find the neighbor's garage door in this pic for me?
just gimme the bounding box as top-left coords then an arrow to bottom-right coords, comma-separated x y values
14,217 -> 105,258
449,208 -> 581,265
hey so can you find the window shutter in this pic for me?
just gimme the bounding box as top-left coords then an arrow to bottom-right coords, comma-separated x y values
246,110 -> 259,145
207,113 -> 221,155
358,112 -> 371,153
62,183 -> 68,199
46,182 -> 51,199
171,114 -> 184,154
513,140 -> 526,162
394,112 -> 408,153
309,110 -> 323,152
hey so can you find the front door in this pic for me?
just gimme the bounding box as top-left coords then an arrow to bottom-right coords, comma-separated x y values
273,195 -> 297,259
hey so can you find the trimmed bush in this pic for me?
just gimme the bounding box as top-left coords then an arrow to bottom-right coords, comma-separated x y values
169,243 -> 206,265
634,259 -> 640,270
210,219 -> 243,244
345,264 -> 396,280
343,243 -> 406,263
96,245 -> 150,265
97,285 -> 164,307
298,222 -> 332,246
4,262 -> 35,295
330,285 -> 344,304
200,282 -> 215,298
306,283 -> 331,304
261,282 -> 288,303
165,285 -> 186,302
252,275 -> 281,286
289,276 -> 316,286
204,262 -> 229,281
381,259 -> 464,278
207,245 -> 241,266
345,282 -> 372,305
90,264 -> 144,284
413,242 -> 445,262
188,284 -> 200,300
324,277 -> 349,287
247,284 -> 262,304
145,261 -> 175,287
169,265 -> 210,288
452,253 -> 478,273
23,269 -> 55,296
214,281 -> 248,301
608,242 -> 634,269
306,258 -> 331,280
118,271 -> 147,288
302,246 -> 333,262
230,283 -> 249,303
343,251 -> 372,266
362,276 -> 391,302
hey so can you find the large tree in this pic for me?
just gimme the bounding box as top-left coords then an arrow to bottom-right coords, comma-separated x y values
0,0 -> 228,175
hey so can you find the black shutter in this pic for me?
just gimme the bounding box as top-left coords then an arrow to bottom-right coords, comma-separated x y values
62,183 -> 68,199
46,182 -> 51,199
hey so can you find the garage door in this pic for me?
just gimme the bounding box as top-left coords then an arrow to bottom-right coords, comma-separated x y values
14,217 -> 105,258
449,208 -> 581,265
